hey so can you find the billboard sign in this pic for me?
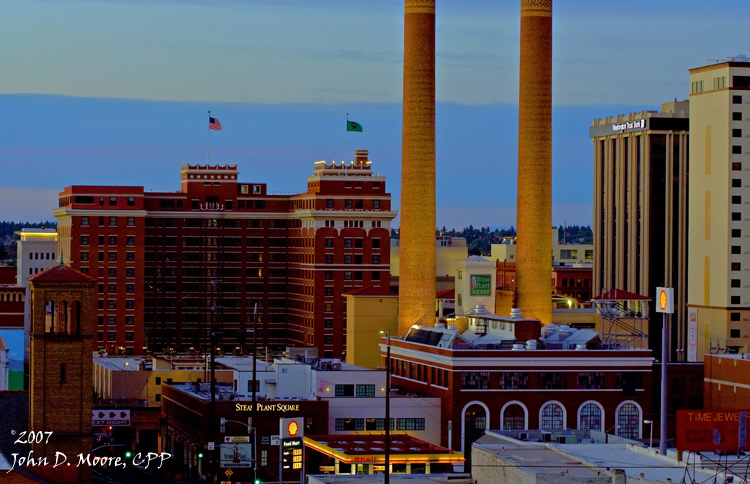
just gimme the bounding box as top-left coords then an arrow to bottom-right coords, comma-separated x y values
470,274 -> 492,296
655,287 -> 674,313
676,410 -> 750,451
219,443 -> 252,468
280,417 -> 304,476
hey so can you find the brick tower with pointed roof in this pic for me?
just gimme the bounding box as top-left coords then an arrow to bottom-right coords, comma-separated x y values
28,264 -> 95,484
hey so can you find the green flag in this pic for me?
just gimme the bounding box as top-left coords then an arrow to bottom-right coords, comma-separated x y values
347,120 -> 363,132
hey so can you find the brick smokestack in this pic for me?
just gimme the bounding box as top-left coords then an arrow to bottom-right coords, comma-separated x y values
516,0 -> 552,325
398,0 -> 436,336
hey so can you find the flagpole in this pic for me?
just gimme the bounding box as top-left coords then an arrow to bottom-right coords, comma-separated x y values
346,113 -> 349,164
208,110 -> 211,163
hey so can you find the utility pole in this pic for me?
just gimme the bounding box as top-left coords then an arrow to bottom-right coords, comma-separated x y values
384,331 -> 391,484
252,304 -> 258,484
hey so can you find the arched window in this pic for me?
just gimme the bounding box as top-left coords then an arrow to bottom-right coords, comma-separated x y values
540,402 -> 565,430
502,403 -> 527,430
616,402 -> 641,439
45,300 -> 56,333
578,401 -> 603,431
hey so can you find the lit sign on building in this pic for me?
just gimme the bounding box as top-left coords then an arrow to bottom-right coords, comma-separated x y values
469,275 -> 491,296
676,410 -> 749,452
280,417 -> 305,477
612,119 -> 645,131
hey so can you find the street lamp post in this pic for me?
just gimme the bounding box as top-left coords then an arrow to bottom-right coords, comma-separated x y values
251,304 -> 259,484
643,420 -> 654,449
380,330 -> 391,484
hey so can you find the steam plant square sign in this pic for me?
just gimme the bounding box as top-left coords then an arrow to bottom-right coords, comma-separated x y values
470,275 -> 491,296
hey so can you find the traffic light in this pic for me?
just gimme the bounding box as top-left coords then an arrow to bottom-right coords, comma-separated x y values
198,453 -> 204,459
124,451 -> 132,459
255,479 -> 261,484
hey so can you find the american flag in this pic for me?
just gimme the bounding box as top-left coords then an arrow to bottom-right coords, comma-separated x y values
209,117 -> 222,131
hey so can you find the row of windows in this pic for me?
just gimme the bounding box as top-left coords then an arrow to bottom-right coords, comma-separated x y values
75,196 -> 136,207
334,384 -> 376,397
98,283 -> 135,294
81,216 -> 136,227
324,271 -> 381,281
98,299 -> 135,310
97,331 -> 135,342
29,252 -> 56,260
324,254 -> 381,265
334,418 -> 425,431
97,315 -> 135,325
449,370 -> 642,390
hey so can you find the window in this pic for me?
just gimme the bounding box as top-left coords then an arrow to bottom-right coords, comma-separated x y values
372,238 -> 381,249
109,252 -> 117,262
356,384 -> 375,397
732,196 -> 742,204
733,229 -> 742,237
578,372 -> 605,389
126,284 -> 135,294
247,380 -> 260,393
354,271 -> 362,280
126,268 -> 134,278
734,212 -> 742,221
325,254 -> 334,264
80,252 -> 89,262
107,316 -> 116,326
155,394 -> 161,402
126,316 -> 134,325
732,246 -> 741,254
366,418 -> 394,431
372,271 -> 380,281
344,271 -> 352,281
125,332 -> 134,342
733,145 -> 742,154
335,418 -> 364,431
713,76 -> 726,90
126,300 -> 134,310
325,271 -> 333,281
373,200 -> 380,210
325,199 -> 334,209
539,372 -> 566,389
731,262 -> 741,271
108,268 -> 116,277
734,112 -> 743,121
325,238 -> 334,248
734,162 -> 743,171
127,236 -> 135,246
397,418 -> 425,430
108,331 -> 116,341
731,279 -> 741,288
500,372 -> 529,389
345,199 -> 353,209
354,254 -> 363,264
691,80 -> 704,94
335,384 -> 354,397
616,403 -> 641,439
732,295 -> 741,304
540,403 -> 565,430
344,238 -> 352,248
81,236 -> 89,246
731,329 -> 741,338
461,371 -> 490,389
734,128 -> 743,138
345,254 -> 352,264
60,364 -> 66,384
579,402 -> 603,431
109,217 -> 117,226
354,238 -> 363,248
81,216 -> 89,226
502,404 -> 526,430
108,300 -> 116,310
108,284 -> 116,294
98,283 -> 104,294
734,95 -> 743,104
325,319 -> 333,329
325,303 -> 333,313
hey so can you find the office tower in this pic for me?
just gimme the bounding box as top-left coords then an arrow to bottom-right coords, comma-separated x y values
688,59 -> 750,356
590,101 -> 689,357
53,152 -> 395,358
398,0 -> 437,335
516,0 -> 553,324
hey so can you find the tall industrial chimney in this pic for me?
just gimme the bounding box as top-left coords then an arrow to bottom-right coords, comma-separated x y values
516,0 -> 552,325
398,0 -> 436,336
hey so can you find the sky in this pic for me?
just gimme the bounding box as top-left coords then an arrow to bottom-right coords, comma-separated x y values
2,0 -> 750,228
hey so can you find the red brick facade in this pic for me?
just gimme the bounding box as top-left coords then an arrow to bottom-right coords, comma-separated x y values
54,152 -> 395,357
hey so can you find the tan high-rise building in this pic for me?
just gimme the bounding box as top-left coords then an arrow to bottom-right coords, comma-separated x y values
516,0 -> 553,325
398,0 -> 437,335
688,59 -> 750,357
590,101 -> 689,358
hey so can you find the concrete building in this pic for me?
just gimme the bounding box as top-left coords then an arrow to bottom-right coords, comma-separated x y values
491,228 -> 593,267
53,151 -> 395,357
16,228 -> 58,283
472,431 -> 725,484
688,58 -> 750,356
454,256 -> 495,316
391,236 -> 468,280
516,0 -> 553,326
398,0 -> 437,335
590,101 -> 690,359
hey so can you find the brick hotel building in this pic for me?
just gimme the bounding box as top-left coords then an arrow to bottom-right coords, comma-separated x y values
53,150 -> 396,357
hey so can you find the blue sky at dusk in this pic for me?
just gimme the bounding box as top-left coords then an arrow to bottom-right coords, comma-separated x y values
2,0 -> 749,228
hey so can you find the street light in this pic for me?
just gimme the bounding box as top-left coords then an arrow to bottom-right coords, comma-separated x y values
380,330 -> 391,484
643,420 -> 654,449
